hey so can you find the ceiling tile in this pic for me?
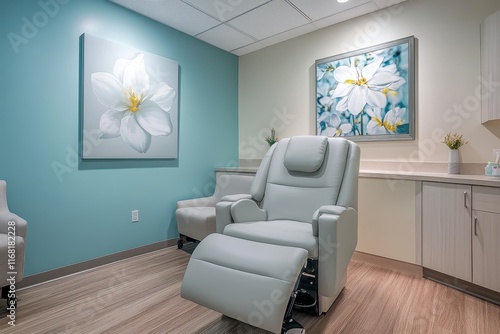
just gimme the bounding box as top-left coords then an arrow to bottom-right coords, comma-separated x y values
372,0 -> 407,9
289,0 -> 373,21
260,23 -> 317,47
110,0 -> 221,36
228,0 -> 310,40
109,0 -> 408,56
196,25 -> 257,52
232,42 -> 267,56
312,1 -> 379,29
181,0 -> 272,22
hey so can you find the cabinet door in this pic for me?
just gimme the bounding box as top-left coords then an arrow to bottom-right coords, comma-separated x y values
473,210 -> 500,293
422,182 -> 472,281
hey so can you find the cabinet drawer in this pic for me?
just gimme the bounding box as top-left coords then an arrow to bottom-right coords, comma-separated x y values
473,186 -> 500,214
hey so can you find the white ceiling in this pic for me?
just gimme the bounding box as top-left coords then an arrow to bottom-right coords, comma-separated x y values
109,0 -> 407,56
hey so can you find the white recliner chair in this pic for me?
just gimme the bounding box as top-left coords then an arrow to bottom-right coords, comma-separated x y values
176,172 -> 253,249
0,180 -> 27,310
181,136 -> 360,333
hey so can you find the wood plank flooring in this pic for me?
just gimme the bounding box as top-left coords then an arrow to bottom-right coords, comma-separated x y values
1,244 -> 499,334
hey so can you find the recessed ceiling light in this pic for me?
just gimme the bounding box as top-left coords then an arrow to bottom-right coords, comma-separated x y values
337,0 -> 349,3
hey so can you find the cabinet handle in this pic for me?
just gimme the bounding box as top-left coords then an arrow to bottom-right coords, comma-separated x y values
464,191 -> 467,208
474,217 -> 477,236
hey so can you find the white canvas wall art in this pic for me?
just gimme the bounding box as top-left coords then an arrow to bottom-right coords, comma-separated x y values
81,33 -> 178,159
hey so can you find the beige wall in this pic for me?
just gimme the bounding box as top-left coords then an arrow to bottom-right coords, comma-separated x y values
239,0 -> 500,166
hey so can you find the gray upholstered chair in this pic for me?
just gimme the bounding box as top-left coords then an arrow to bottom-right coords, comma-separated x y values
176,172 -> 253,249
216,136 -> 360,316
0,180 -> 27,309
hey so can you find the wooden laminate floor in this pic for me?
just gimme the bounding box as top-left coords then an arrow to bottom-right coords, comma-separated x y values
1,244 -> 499,334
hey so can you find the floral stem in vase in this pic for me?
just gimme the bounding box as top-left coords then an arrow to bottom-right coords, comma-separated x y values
442,132 -> 467,174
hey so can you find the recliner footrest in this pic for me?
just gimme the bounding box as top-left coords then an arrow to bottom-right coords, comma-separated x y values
181,233 -> 308,334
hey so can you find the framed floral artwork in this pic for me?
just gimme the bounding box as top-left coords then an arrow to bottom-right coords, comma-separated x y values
81,34 -> 178,159
315,36 -> 415,141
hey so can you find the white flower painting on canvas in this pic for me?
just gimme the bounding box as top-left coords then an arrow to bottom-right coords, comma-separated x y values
82,34 -> 178,159
91,54 -> 176,153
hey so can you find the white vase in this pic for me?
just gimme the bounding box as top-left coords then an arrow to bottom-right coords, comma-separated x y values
448,149 -> 460,174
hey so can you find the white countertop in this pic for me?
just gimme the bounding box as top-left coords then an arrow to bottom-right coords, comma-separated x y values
359,170 -> 500,187
216,167 -> 500,188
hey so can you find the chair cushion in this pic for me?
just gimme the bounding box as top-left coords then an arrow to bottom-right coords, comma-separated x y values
176,207 -> 215,241
264,137 -> 350,222
181,233 -> 308,334
283,136 -> 328,173
223,220 -> 318,258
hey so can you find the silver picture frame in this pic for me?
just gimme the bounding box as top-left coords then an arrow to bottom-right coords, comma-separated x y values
315,36 -> 416,141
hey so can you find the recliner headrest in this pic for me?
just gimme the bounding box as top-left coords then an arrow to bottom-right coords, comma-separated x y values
283,136 -> 328,173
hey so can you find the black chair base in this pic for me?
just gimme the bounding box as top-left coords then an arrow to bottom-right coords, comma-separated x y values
294,290 -> 317,309
177,234 -> 199,249
282,267 -> 306,334
294,259 -> 320,316
282,318 -> 306,334
1,285 -> 17,309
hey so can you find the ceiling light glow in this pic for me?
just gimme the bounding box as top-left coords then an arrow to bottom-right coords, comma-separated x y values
337,0 -> 349,3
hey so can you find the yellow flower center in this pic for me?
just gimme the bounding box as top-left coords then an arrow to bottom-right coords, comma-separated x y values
384,121 -> 396,132
383,120 -> 403,133
373,117 -> 383,127
346,77 -> 368,86
127,91 -> 141,113
382,88 -> 398,96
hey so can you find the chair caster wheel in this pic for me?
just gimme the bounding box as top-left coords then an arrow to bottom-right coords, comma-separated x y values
282,318 -> 305,334
294,289 -> 316,309
177,240 -> 183,249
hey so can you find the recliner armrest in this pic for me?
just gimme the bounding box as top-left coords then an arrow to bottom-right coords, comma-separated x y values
220,194 -> 252,202
314,206 -> 358,298
230,199 -> 267,223
215,201 -> 233,233
176,196 -> 217,209
312,205 -> 349,236
215,196 -> 266,232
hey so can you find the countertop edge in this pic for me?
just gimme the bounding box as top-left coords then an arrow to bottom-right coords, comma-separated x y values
216,167 -> 500,187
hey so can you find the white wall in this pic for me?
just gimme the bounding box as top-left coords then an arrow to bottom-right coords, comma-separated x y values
239,0 -> 500,165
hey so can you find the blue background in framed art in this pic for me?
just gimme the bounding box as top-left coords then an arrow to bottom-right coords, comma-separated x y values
316,36 -> 415,141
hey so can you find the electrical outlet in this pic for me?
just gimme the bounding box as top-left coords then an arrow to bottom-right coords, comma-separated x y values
132,210 -> 139,222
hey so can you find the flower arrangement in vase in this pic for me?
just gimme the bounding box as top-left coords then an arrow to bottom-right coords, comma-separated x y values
442,132 -> 468,174
265,128 -> 279,146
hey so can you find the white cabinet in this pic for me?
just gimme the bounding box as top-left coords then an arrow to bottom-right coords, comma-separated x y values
481,10 -> 500,123
358,178 -> 419,264
472,186 -> 500,293
422,182 -> 500,295
422,182 -> 472,281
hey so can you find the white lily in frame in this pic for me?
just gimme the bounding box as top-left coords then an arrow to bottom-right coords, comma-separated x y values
331,57 -> 406,116
366,107 -> 407,135
91,53 -> 176,153
318,113 -> 353,137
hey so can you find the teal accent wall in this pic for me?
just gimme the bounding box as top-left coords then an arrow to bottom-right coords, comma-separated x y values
0,0 -> 239,276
